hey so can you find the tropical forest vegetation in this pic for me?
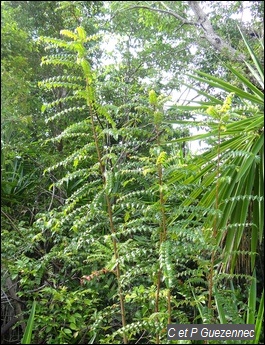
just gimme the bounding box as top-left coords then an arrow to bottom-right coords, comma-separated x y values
1,1 -> 264,344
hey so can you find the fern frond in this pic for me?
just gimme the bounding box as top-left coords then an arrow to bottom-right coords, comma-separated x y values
44,143 -> 96,172
44,105 -> 87,121
43,95 -> 85,109
40,54 -> 77,68
38,80 -> 82,91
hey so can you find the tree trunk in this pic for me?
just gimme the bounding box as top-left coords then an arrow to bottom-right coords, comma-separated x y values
188,1 -> 245,61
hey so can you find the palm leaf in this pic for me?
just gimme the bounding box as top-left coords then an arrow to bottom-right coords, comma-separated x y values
167,27 -> 264,274
252,289 -> 264,344
21,300 -> 36,344
238,26 -> 264,85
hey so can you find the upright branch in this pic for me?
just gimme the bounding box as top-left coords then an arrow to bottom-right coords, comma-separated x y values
87,74 -> 128,345
149,90 -> 171,343
66,27 -> 128,344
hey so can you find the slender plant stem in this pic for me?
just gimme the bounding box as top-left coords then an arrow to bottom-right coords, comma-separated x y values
88,97 -> 128,344
208,121 -> 221,311
155,118 -> 171,343
167,289 -> 171,324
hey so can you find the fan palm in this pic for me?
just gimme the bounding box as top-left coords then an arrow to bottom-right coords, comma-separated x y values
167,29 -> 263,335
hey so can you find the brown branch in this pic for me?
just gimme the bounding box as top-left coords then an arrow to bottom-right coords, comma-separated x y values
1,317 -> 19,336
188,1 -> 245,61
1,210 -> 25,236
5,277 -> 26,331
127,4 -> 195,25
